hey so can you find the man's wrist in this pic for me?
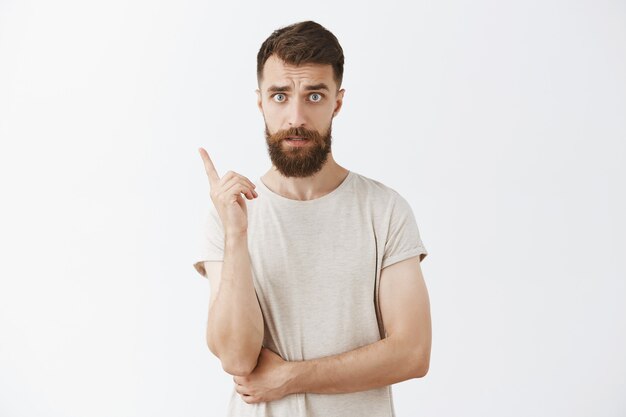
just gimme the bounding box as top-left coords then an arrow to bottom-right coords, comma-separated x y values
283,359 -> 312,396
224,230 -> 248,240
224,230 -> 248,245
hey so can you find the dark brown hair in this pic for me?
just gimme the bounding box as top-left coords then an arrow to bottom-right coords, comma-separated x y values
257,21 -> 345,90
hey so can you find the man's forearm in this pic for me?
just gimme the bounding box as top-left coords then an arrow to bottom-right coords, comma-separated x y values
207,232 -> 264,375
285,335 -> 428,395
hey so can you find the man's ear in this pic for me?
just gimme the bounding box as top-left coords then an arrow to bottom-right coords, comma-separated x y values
333,88 -> 345,117
256,89 -> 263,113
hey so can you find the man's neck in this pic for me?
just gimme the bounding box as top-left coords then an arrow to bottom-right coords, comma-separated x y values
260,154 -> 349,201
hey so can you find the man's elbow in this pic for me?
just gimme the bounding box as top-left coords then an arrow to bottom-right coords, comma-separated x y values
221,359 -> 257,377
206,337 -> 259,376
409,348 -> 430,378
411,360 -> 429,378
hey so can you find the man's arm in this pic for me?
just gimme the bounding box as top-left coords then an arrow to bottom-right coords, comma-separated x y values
198,149 -> 264,377
286,255 -> 431,394
234,255 -> 431,402
204,233 -> 264,377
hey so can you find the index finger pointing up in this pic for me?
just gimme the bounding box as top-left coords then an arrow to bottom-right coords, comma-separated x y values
198,147 -> 220,186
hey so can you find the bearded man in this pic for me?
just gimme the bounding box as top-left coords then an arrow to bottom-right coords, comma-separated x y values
194,20 -> 432,417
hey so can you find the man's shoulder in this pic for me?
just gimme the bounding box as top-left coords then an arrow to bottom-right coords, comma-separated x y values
349,170 -> 403,201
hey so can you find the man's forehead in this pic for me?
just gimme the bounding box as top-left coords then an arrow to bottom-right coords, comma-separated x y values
261,55 -> 335,90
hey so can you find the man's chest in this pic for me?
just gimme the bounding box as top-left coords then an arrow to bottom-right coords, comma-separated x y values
247,207 -> 380,307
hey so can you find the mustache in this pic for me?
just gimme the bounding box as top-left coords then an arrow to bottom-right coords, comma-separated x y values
268,126 -> 323,143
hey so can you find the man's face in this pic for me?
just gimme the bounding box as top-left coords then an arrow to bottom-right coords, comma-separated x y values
256,55 -> 345,178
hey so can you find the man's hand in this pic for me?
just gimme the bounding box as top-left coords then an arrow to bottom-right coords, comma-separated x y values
198,147 -> 258,237
233,348 -> 294,404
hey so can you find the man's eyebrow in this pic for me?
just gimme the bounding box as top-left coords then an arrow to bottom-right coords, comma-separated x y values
267,85 -> 291,93
266,83 -> 331,93
304,83 -> 330,91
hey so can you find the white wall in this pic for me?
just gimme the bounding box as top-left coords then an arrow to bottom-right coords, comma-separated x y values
1,0 -> 624,416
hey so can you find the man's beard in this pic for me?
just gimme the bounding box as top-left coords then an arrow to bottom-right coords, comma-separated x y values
264,123 -> 333,178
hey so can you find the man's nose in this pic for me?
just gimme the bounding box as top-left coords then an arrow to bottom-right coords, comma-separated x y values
288,100 -> 306,128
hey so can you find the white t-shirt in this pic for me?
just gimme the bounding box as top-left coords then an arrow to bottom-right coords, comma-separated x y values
193,170 -> 428,417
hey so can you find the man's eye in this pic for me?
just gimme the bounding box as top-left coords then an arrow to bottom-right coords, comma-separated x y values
272,94 -> 286,102
309,93 -> 322,102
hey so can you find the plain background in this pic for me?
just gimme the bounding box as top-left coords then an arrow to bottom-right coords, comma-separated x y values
1,0 -> 625,416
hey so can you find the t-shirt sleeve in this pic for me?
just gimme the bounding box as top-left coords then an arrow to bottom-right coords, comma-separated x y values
192,203 -> 225,278
381,192 -> 428,269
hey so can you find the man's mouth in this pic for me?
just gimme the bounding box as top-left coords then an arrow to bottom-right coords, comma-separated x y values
283,136 -> 311,147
